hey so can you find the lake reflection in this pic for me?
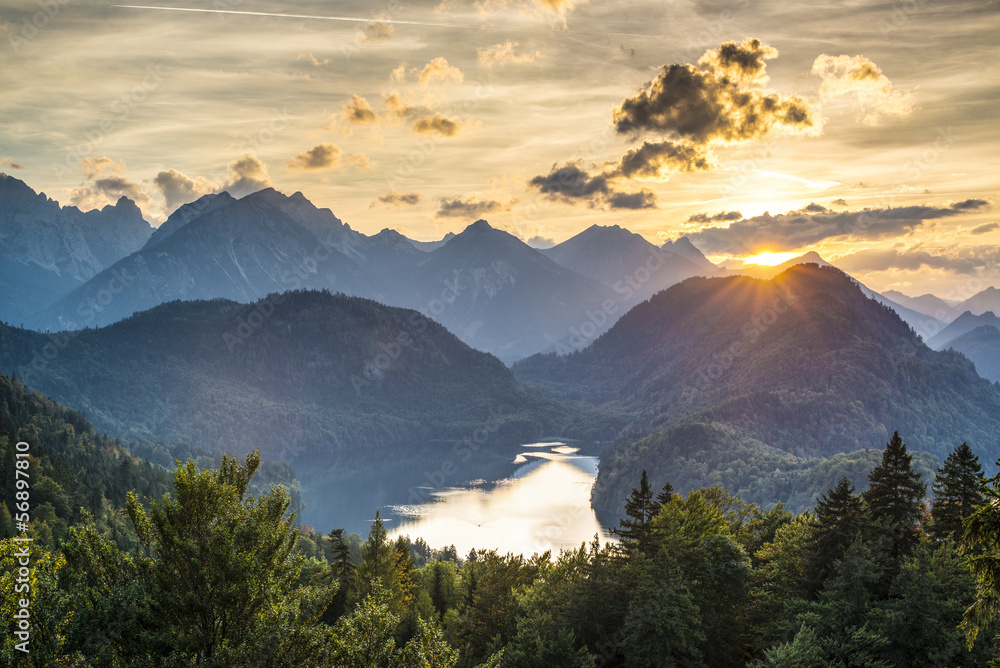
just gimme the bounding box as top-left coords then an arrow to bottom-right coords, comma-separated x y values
295,440 -> 613,555
386,442 -> 610,556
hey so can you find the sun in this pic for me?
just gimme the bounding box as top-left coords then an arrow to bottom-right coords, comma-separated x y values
743,251 -> 800,266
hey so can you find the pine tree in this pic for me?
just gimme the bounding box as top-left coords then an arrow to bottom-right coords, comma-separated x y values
806,477 -> 866,590
864,431 -> 926,559
612,470 -> 658,554
324,528 -> 354,622
655,481 -> 676,508
931,442 -> 984,540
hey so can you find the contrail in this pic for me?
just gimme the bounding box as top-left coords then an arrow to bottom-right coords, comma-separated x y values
112,4 -> 649,38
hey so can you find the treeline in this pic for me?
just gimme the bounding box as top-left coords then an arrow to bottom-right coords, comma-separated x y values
4,432 -> 1000,666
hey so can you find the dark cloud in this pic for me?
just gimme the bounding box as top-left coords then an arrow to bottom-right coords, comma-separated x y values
612,140 -> 711,179
687,203 -> 983,254
803,202 -> 828,213
0,157 -> 25,170
436,196 -> 518,219
832,199 -> 848,207
687,210 -> 742,223
612,38 -> 818,144
836,247 -> 1000,275
970,222 -> 999,235
287,144 -> 342,170
528,161 -> 657,210
951,199 -> 990,211
343,95 -> 377,124
372,190 -> 421,208
70,174 -> 153,212
413,114 -> 465,137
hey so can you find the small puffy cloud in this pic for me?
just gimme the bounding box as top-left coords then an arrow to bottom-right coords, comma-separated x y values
686,202 -> 985,254
390,61 -> 410,83
613,38 -> 818,145
478,41 -> 539,66
832,198 -> 848,207
436,195 -> 518,219
0,157 -> 24,170
153,169 -> 216,211
419,57 -> 464,86
836,246 -> 1000,275
413,114 -> 467,137
970,222 -> 999,235
81,156 -> 125,178
359,21 -> 393,43
287,144 -> 343,171
529,162 -> 657,210
687,210 -> 742,224
297,52 -> 330,66
526,235 -> 556,248
611,140 -> 712,179
372,190 -> 421,208
343,95 -> 378,124
384,92 -> 421,121
811,54 -> 913,126
347,153 -> 374,169
223,154 -> 272,197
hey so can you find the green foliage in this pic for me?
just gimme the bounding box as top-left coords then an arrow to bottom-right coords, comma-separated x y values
932,442 -> 985,540
863,431 -> 927,560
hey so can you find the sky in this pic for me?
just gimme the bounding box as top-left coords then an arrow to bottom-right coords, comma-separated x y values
1,0 -> 998,297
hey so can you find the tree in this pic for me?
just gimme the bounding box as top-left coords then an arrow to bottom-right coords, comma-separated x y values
961,468 -> 1000,646
354,510 -> 411,615
863,431 -> 926,560
931,442 -> 984,540
612,470 -> 658,554
807,477 -> 866,590
324,528 -> 354,622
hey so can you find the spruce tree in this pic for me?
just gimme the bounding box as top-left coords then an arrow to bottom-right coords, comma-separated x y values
807,477 -> 866,590
864,431 -> 926,559
655,481 -> 676,508
612,470 -> 658,553
931,442 -> 984,540
324,528 -> 354,622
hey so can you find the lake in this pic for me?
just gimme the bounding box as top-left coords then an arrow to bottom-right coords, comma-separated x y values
295,440 -> 615,555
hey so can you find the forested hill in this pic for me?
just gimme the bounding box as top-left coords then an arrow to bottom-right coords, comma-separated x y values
0,290 -> 572,460
514,264 -> 1000,513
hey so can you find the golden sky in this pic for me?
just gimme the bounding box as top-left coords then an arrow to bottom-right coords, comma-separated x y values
1,0 -> 997,297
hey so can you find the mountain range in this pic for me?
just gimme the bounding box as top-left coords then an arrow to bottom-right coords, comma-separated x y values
514,264 -> 1000,514
0,173 -> 152,324
0,290 -> 577,460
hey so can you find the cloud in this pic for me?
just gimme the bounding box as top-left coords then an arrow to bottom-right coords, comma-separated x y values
836,246 -> 1000,275
970,222 -> 999,235
612,38 -> 818,145
343,95 -> 378,124
528,161 -> 657,210
287,144 -> 343,170
526,235 -> 556,248
384,93 -> 421,121
419,57 -> 464,86
70,174 -> 153,212
832,198 -> 848,207
686,203 -> 985,254
478,41 -> 539,66
611,140 -> 712,179
951,198 -> 989,211
153,169 -> 216,211
223,154 -> 272,197
436,195 -> 518,219
372,190 -> 421,208
297,52 -> 330,67
390,61 -> 410,83
81,156 -> 125,178
413,114 -> 467,137
359,21 -> 393,43
687,210 -> 743,223
0,157 -> 24,170
811,54 -> 913,126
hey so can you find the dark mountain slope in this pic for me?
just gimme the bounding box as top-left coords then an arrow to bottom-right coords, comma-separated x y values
3,291 -> 569,460
945,325 -> 1000,382
514,264 -> 1000,513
